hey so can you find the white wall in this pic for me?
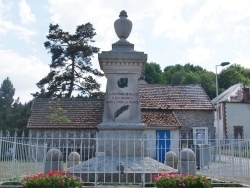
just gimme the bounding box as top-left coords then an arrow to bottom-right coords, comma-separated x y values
214,105 -> 224,139
226,103 -> 250,138
144,129 -> 156,158
170,129 -> 180,155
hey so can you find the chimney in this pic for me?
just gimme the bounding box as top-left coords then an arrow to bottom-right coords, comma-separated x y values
242,86 -> 250,102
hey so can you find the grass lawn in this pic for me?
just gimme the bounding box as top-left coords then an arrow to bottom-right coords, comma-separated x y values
0,161 -> 44,181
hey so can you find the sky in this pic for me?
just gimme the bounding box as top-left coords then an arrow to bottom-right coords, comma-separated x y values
1,0 -> 250,103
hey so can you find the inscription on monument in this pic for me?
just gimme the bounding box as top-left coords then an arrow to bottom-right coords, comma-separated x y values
106,92 -> 139,104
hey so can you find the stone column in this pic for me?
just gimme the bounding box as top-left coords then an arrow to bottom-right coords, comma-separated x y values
98,10 -> 147,157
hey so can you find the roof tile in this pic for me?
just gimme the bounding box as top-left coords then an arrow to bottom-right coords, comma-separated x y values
139,84 -> 214,110
27,98 -> 103,129
142,110 -> 180,128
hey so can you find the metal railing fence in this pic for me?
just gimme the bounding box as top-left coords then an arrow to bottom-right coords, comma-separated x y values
0,131 -> 249,186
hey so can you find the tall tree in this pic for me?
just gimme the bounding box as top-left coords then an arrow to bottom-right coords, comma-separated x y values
0,78 -> 31,134
0,77 -> 15,132
0,77 -> 15,110
33,23 -> 103,98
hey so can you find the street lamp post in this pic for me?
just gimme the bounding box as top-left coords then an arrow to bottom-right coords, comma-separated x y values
215,62 -> 230,140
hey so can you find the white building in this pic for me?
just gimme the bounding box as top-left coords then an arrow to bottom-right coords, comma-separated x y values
212,83 -> 250,139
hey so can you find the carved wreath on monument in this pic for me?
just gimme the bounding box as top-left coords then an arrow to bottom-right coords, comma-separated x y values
117,77 -> 128,88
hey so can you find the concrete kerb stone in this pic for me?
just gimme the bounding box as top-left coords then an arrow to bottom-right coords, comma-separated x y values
164,151 -> 178,169
44,148 -> 64,174
67,151 -> 81,168
178,148 -> 196,175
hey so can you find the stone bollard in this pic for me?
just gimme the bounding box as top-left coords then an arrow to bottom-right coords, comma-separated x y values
44,148 -> 64,174
164,151 -> 178,169
67,151 -> 81,168
178,148 -> 196,175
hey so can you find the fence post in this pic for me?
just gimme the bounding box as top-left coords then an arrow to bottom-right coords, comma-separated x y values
141,136 -> 145,188
238,139 -> 243,181
43,143 -> 47,165
0,131 -> 2,160
11,132 -> 17,179
95,133 -> 99,186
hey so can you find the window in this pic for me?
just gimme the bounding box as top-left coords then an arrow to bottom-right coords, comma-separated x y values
218,105 -> 222,120
233,126 -> 244,139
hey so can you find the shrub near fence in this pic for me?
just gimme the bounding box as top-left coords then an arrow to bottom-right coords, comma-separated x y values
0,131 -> 250,186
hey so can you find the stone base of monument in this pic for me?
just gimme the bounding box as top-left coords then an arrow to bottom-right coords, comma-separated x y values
71,172 -> 154,183
96,128 -> 147,156
67,156 -> 176,183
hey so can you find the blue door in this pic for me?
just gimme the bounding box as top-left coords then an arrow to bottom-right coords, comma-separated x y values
156,130 -> 170,163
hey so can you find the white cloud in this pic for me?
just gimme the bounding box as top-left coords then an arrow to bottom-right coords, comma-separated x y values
233,52 -> 250,69
153,1 -> 189,40
0,49 -> 49,102
0,0 -> 12,18
232,25 -> 250,42
185,45 -> 212,65
18,0 -> 36,25
214,32 -> 226,43
152,0 -> 250,44
0,0 -> 36,41
221,0 -> 250,23
0,19 -> 36,41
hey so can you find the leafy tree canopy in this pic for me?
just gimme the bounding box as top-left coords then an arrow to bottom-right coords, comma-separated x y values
33,23 -> 104,98
144,62 -> 250,100
219,64 -> 250,90
145,63 -> 216,99
163,63 -> 216,99
143,62 -> 165,84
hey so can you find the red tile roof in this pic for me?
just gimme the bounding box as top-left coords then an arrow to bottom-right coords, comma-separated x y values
142,110 -> 180,128
27,98 -> 103,129
139,84 -> 214,110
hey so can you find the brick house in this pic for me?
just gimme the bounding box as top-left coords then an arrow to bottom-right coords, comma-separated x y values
139,84 -> 214,133
27,83 -> 214,159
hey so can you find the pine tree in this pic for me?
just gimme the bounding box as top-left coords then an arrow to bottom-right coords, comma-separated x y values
0,77 -> 15,131
0,77 -> 15,110
33,23 -> 103,98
